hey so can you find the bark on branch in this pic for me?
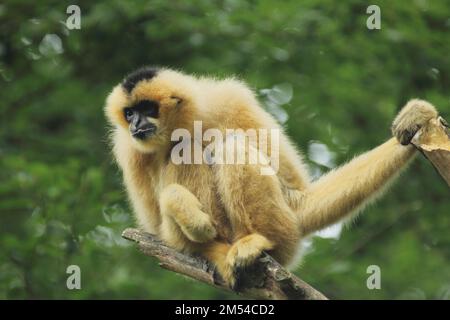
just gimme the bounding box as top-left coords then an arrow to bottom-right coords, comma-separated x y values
122,228 -> 328,300
412,116 -> 450,186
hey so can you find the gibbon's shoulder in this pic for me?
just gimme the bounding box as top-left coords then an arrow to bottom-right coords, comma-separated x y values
194,75 -> 259,108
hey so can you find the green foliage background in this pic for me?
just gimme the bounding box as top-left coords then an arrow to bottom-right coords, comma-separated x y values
0,0 -> 449,299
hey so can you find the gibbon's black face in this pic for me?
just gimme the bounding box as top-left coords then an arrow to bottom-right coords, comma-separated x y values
123,99 -> 159,140
119,66 -> 162,141
106,66 -> 185,152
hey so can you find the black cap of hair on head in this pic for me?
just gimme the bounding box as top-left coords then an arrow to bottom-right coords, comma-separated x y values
122,66 -> 159,93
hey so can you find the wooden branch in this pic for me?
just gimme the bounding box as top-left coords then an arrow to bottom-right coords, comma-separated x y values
412,116 -> 450,186
122,228 -> 328,300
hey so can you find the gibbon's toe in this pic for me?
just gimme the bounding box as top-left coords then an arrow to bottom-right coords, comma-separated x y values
231,259 -> 265,292
226,234 -> 273,268
440,117 -> 449,128
225,234 -> 274,291
392,99 -> 438,145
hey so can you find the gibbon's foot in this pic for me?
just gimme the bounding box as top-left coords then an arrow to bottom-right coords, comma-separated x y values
224,234 -> 274,290
231,256 -> 266,292
160,184 -> 217,243
392,99 -> 438,145
180,210 -> 217,243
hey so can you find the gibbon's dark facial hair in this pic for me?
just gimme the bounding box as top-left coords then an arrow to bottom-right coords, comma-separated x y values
122,66 -> 159,93
124,99 -> 159,140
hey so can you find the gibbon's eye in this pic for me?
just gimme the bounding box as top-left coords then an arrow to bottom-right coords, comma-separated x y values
124,108 -> 134,122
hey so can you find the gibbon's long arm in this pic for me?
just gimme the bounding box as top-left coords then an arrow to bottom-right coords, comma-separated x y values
297,99 -> 439,235
298,138 -> 416,235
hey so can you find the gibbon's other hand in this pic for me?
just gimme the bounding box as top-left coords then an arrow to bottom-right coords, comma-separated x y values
391,99 -> 439,145
181,210 -> 218,243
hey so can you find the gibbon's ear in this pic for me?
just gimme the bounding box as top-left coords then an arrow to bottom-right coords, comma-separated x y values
170,96 -> 183,108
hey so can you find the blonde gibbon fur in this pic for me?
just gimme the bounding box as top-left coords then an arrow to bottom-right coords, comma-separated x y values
105,66 -> 439,288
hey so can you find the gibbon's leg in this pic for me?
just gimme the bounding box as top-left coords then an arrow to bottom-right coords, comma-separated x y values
213,141 -> 300,288
298,99 -> 438,235
200,235 -> 275,289
160,183 -> 217,243
200,241 -> 233,284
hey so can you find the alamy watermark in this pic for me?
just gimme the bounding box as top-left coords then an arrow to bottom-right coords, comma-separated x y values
170,121 -> 280,176
66,5 -> 81,30
66,265 -> 81,290
366,5 -> 381,30
366,265 -> 381,290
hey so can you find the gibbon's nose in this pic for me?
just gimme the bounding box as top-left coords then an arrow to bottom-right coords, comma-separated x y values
130,116 -> 156,140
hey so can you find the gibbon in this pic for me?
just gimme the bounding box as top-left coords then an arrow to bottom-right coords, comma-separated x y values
105,66 -> 439,289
